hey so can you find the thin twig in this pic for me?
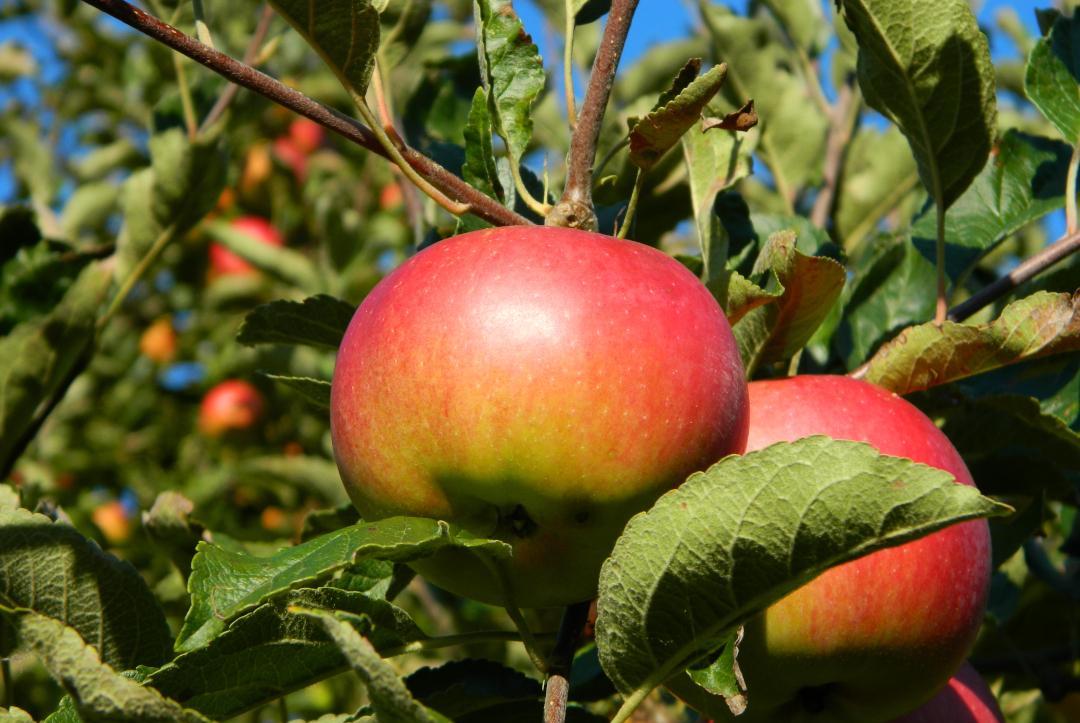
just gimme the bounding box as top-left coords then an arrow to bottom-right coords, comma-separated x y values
933,199 -> 948,325
79,0 -> 530,228
947,229 -> 1080,322
373,56 -> 425,245
199,3 -> 273,133
563,0 -> 577,129
543,601 -> 591,723
615,169 -> 644,239
549,0 -> 640,230
809,82 -> 857,229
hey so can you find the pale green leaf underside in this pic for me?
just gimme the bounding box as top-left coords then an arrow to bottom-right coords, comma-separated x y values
840,0 -> 997,208
861,291 -> 1080,395
595,437 -> 1009,702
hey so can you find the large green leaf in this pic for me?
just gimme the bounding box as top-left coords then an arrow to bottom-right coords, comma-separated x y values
0,506 -> 172,668
269,0 -> 380,98
2,612 -> 207,723
860,291 -> 1079,394
474,0 -> 546,170
838,0 -> 997,208
594,437 -> 1009,714
910,131 -> 1072,281
0,262 -> 111,475
1025,12 -> 1080,141
177,517 -> 510,651
462,87 -> 502,204
149,587 -> 424,719
238,295 -> 356,350
120,128 -> 226,281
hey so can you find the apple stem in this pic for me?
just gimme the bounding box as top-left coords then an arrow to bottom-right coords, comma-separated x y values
549,0 -> 640,231
475,552 -> 549,672
542,601 -> 591,723
77,0 -> 533,229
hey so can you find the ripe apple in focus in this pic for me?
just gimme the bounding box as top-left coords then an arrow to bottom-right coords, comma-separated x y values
330,226 -> 749,607
199,380 -> 265,437
679,375 -> 991,722
891,662 -> 1003,722
209,216 -> 285,277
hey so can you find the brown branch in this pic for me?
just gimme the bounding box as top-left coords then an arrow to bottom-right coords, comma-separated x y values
79,0 -> 530,228
948,228 -> 1080,322
542,600 -> 591,723
548,0 -> 640,231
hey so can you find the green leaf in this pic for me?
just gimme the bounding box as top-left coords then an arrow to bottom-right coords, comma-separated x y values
290,607 -> 439,723
681,629 -> 746,715
755,0 -> 829,56
711,270 -> 778,327
72,139 -> 141,182
262,374 -> 331,410
236,454 -> 347,505
861,291 -> 1079,394
269,0 -> 380,98
0,237 -> 95,335
205,220 -> 320,289
838,0 -> 997,208
699,5 -> 828,195
2,612 -> 208,723
732,231 -> 846,374
0,484 -> 18,510
834,125 -> 919,249
909,131 -> 1072,281
60,181 -> 121,239
238,295 -> 355,350
177,517 -> 510,652
0,262 -> 111,475
834,233 -> 936,368
0,707 -> 35,723
42,696 -> 82,723
1,118 -> 58,205
474,0 -> 546,169
149,587 -> 424,719
0,506 -> 173,668
405,659 -> 541,718
120,128 -> 226,281
1025,12 -> 1080,141
462,87 -> 502,204
594,437 -> 1010,709
379,0 -> 433,67
629,62 -> 728,172
913,392 -> 1080,501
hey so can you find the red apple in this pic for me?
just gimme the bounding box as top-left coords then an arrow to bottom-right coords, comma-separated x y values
330,226 -> 749,607
199,380 -> 265,437
891,662 -> 1003,722
681,375 -> 991,721
208,216 -> 285,278
139,317 -> 177,363
287,118 -> 325,154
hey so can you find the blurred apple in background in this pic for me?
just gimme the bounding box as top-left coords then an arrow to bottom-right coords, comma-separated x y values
199,380 -> 265,437
139,317 -> 177,363
208,216 -> 285,278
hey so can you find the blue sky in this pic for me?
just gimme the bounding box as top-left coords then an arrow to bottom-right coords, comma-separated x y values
0,2 -> 1056,232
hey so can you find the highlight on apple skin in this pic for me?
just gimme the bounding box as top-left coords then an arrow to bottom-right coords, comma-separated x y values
329,225 -> 750,608
679,375 -> 992,722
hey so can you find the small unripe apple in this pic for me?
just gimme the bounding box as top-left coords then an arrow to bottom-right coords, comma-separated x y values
208,216 -> 285,278
331,226 -> 749,608
199,380 -> 265,437
683,375 -> 991,722
891,662 -> 1003,722
139,317 -> 177,363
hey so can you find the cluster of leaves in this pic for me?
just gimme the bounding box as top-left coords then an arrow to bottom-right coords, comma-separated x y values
0,0 -> 1078,721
